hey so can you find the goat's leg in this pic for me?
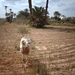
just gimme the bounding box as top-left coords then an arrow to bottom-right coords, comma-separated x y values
25,55 -> 28,68
22,55 -> 25,62
23,55 -> 28,68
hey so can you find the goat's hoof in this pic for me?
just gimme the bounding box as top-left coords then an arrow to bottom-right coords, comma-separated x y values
23,59 -> 26,62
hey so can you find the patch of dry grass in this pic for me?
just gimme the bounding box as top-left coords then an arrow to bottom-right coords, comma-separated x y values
18,27 -> 29,34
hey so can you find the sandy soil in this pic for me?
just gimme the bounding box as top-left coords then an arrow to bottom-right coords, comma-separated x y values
0,23 -> 75,75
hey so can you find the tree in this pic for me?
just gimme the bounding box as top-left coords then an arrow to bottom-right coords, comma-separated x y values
66,17 -> 75,24
5,6 -> 8,18
28,0 -> 32,15
5,13 -> 9,17
10,11 -> 13,22
17,9 -> 29,19
10,9 -> 12,13
45,0 -> 49,20
5,6 -> 7,13
28,0 -> 49,27
54,11 -> 61,18
54,11 -> 61,20
31,6 -> 49,27
4,6 -> 16,23
24,9 -> 30,18
9,9 -> 13,22
5,6 -> 11,22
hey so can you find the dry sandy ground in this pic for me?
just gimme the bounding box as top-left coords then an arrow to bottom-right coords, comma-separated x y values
0,23 -> 75,75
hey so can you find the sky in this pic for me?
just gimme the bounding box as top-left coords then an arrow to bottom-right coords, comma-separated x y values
0,0 -> 75,18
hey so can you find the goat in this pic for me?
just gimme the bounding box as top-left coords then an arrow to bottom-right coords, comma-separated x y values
20,37 -> 31,68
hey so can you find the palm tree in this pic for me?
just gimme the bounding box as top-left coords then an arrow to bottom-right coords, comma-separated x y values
10,9 -> 12,12
10,9 -> 12,16
6,13 -> 10,22
9,9 -> 12,18
28,0 -> 49,27
10,11 -> 13,22
6,13 -> 10,17
5,6 -> 8,18
5,6 -> 7,13
32,6 -> 48,27
45,0 -> 49,20
28,0 -> 32,15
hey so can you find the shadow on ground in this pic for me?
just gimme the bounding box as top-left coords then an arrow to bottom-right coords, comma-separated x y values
23,58 -> 49,75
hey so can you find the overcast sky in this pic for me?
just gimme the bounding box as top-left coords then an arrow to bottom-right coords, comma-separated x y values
0,0 -> 75,18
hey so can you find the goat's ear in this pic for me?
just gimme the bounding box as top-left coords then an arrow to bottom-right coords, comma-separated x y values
22,41 -> 25,46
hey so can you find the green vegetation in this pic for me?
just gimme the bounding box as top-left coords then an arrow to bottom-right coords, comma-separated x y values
3,0 -> 49,28
28,0 -> 49,28
31,6 -> 49,27
17,9 -> 29,18
5,6 -> 16,23
54,11 -> 61,21
1,0 -> 75,27
66,17 -> 75,24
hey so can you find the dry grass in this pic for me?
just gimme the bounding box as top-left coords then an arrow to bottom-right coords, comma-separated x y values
18,27 -> 29,34
0,18 -> 6,25
0,23 -> 75,75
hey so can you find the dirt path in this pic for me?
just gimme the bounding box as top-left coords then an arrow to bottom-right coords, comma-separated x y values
0,24 -> 75,75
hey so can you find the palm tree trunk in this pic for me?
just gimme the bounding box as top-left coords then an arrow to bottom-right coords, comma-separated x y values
5,6 -> 7,18
28,0 -> 32,15
5,6 -> 7,13
45,0 -> 49,20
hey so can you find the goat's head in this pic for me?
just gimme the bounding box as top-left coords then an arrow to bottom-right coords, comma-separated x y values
26,38 -> 31,44
22,40 -> 26,46
22,38 -> 31,47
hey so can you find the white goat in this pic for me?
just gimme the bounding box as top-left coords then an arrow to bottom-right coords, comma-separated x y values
20,37 -> 31,68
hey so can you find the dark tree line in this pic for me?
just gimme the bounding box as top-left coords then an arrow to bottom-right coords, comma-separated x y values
4,0 -> 49,27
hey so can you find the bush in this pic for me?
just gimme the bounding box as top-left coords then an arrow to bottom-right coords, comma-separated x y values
66,17 -> 75,24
